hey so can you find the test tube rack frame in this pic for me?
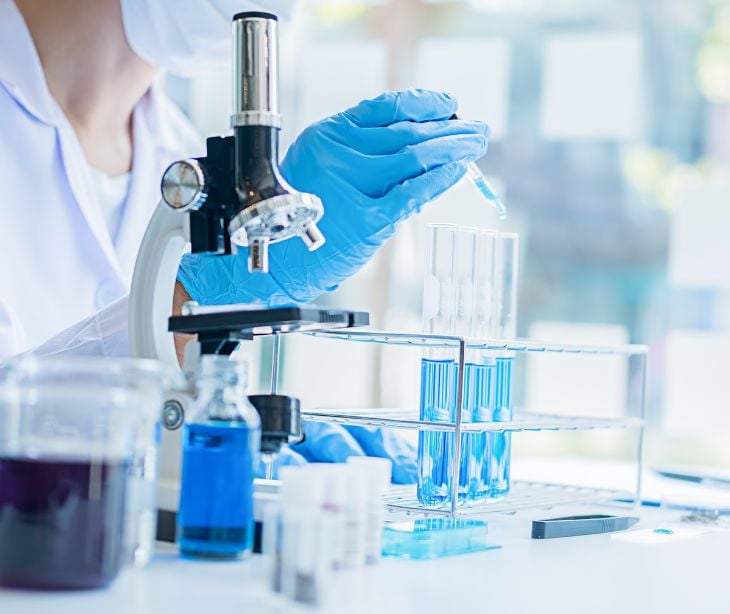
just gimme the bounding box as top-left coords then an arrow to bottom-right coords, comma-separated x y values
276,328 -> 647,519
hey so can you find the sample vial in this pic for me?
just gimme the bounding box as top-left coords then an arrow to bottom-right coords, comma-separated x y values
343,465 -> 368,568
177,356 -> 261,558
347,457 -> 392,565
279,467 -> 329,606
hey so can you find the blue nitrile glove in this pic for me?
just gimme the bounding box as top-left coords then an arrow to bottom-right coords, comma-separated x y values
258,421 -> 416,484
176,89 -> 489,305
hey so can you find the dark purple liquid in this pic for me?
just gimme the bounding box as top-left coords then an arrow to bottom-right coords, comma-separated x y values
0,456 -> 128,590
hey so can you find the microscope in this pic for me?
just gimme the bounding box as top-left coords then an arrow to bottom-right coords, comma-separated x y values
128,12 -> 368,538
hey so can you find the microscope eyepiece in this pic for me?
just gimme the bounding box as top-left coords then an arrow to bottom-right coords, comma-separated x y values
162,9 -> 324,274
228,8 -> 324,273
233,11 -> 278,21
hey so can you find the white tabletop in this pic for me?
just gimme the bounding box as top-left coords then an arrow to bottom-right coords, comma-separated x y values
1,502 -> 728,614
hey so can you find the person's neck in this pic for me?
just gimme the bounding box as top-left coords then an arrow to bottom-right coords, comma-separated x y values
16,0 -> 158,175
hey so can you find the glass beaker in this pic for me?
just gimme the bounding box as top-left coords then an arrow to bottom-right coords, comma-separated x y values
0,356 -> 181,589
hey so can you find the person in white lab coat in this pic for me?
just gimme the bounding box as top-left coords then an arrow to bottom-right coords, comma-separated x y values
0,0 -> 199,357
0,0 -> 488,363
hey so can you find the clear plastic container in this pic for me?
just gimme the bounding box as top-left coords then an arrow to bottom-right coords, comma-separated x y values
0,356 -> 178,590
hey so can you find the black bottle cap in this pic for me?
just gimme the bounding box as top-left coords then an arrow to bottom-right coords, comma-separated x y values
248,394 -> 302,454
233,11 -> 278,21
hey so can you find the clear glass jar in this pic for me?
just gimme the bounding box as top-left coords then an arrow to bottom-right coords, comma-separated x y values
177,355 -> 261,559
0,356 -> 180,590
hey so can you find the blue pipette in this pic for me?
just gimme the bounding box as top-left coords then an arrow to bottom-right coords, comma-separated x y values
465,161 -> 507,220
449,113 -> 507,220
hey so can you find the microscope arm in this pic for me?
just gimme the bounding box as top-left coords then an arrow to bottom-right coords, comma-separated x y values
129,201 -> 189,371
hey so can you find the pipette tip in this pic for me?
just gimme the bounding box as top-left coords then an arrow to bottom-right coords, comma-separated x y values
465,162 -> 508,220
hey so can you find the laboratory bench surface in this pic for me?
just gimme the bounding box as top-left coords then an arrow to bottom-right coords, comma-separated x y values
2,504 -> 729,614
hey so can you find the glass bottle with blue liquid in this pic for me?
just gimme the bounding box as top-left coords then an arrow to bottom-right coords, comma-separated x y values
177,355 -> 261,558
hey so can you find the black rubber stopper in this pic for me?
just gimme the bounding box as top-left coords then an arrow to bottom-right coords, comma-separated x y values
248,394 -> 302,454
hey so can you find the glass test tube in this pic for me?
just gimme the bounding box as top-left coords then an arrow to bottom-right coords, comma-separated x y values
418,224 -> 457,507
490,232 -> 520,498
422,224 -> 456,338
418,225 -> 520,507
453,228 -> 477,503
468,230 -> 499,502
418,225 -> 479,507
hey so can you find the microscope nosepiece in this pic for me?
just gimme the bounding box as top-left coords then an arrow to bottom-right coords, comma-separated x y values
248,236 -> 270,274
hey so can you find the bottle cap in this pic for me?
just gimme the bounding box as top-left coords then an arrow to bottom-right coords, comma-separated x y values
198,354 -> 248,386
347,457 -> 392,498
302,466 -> 326,507
280,466 -> 322,509
343,462 -> 370,505
310,463 -> 347,508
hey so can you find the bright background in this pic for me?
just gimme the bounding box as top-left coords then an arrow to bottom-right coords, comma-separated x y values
168,0 -> 730,473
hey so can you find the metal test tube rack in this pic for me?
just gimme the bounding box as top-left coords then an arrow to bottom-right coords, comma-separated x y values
285,328 -> 648,519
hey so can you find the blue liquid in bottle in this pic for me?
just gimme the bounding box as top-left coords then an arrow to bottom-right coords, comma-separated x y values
490,357 -> 513,497
178,421 -> 256,558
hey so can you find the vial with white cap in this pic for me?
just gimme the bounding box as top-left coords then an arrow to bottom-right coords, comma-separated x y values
262,500 -> 283,594
342,461 -> 369,568
347,457 -> 392,564
316,464 -> 348,571
280,467 -> 323,600
279,466 -> 327,605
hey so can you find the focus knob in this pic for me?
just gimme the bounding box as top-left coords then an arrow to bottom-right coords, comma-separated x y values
161,159 -> 207,212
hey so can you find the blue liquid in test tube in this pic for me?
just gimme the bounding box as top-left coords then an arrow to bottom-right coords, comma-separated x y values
490,357 -> 513,497
465,162 -> 507,220
468,359 -> 495,501
418,225 -> 519,507
418,359 -> 481,507
418,358 -> 457,507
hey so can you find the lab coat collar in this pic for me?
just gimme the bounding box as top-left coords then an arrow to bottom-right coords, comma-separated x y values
114,83 -> 203,284
113,91 -> 160,284
0,0 -> 59,126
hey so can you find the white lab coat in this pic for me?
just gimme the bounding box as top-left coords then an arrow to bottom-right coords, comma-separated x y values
0,0 -> 203,360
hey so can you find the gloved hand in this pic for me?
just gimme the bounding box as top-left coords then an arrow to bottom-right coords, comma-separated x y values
256,421 -> 417,484
177,89 -> 489,305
